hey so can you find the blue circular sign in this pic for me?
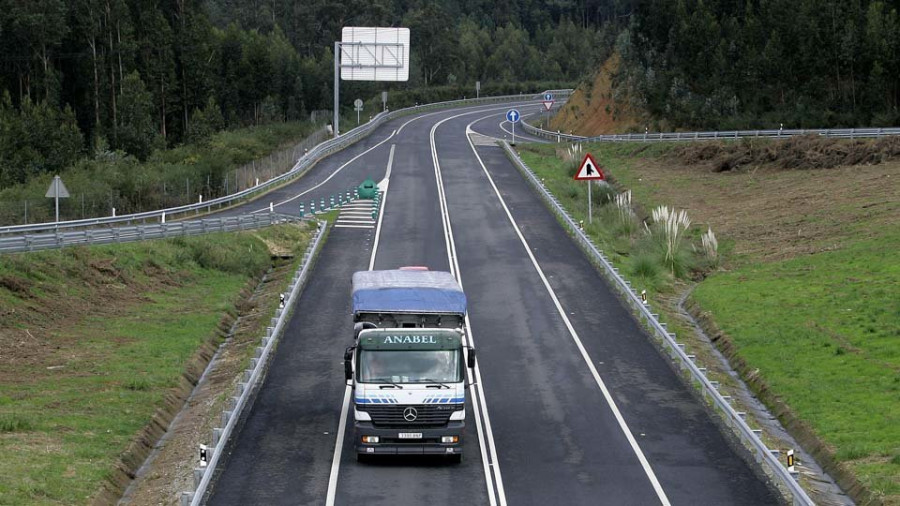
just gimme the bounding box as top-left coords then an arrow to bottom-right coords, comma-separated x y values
506,109 -> 521,123
544,93 -> 553,101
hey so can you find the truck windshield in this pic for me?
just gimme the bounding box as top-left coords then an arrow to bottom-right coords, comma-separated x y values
358,350 -> 462,383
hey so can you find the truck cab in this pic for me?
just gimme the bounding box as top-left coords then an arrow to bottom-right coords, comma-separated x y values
345,269 -> 474,463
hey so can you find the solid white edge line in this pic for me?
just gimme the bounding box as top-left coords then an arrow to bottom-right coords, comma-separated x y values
494,111 -> 542,142
464,119 -> 672,506
325,104 -> 525,506
325,385 -> 353,506
252,131 -> 395,213
431,117 -> 498,506
368,144 -> 394,271
431,108 -> 531,506
324,144 -> 394,506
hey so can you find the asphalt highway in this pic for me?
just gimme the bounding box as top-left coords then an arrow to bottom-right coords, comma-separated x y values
205,101 -> 780,505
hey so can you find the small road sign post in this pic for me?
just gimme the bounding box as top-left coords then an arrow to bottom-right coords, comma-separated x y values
45,175 -> 70,226
354,98 -> 364,125
382,91 -> 388,112
572,153 -> 605,224
476,81 -> 481,99
542,100 -> 554,128
506,109 -> 521,144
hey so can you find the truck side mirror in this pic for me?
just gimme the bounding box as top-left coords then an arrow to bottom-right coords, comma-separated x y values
344,346 -> 355,381
467,347 -> 476,369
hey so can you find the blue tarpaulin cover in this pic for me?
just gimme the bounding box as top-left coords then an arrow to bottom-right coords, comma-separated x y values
352,270 -> 467,315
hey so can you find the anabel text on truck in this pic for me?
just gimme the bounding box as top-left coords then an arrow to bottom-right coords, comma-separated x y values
344,268 -> 475,463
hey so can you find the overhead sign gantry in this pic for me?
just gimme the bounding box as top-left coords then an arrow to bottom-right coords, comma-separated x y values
334,27 -> 410,136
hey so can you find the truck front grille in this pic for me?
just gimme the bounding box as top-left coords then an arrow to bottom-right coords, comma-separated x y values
360,404 -> 461,427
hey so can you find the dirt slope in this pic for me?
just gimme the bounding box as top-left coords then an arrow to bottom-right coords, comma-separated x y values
550,53 -> 644,136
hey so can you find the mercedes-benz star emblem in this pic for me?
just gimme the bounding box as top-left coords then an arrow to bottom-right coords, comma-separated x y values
403,407 -> 418,422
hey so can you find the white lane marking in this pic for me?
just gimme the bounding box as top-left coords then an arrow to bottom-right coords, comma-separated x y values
464,117 -> 672,506
255,103 -> 538,214
335,220 -> 375,225
252,133 -> 395,213
496,109 -> 542,141
430,110 -> 517,506
334,224 -> 374,229
324,104 -> 535,506
324,146 -> 393,506
325,385 -> 353,503
368,144 -> 394,271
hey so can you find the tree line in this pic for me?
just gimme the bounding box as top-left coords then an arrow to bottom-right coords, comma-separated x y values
620,0 -> 900,129
0,0 -> 611,188
3,0 -> 897,191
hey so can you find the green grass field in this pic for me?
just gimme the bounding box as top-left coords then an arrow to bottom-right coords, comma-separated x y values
692,231 -> 900,497
0,224 -> 313,504
515,141 -> 900,502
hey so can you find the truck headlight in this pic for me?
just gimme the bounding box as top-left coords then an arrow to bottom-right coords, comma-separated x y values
355,408 -> 371,421
362,436 -> 379,443
449,409 -> 465,421
441,436 -> 458,443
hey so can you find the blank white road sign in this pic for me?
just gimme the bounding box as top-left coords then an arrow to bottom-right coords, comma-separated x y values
341,27 -> 410,82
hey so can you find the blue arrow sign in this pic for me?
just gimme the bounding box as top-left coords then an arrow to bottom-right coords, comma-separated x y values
544,93 -> 553,101
506,109 -> 520,123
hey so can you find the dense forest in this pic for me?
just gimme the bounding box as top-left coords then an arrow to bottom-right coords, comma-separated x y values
623,0 -> 900,129
0,0 -> 611,188
1,0 -> 899,190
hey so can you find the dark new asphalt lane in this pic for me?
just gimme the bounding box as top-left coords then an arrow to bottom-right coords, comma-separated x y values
206,103 -> 529,506
466,135 -> 778,504
204,101 -> 780,505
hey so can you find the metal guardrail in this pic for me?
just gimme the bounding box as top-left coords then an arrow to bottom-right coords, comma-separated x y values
0,213 -> 301,254
501,142 -> 814,506
1,90 -> 572,237
180,219 -> 327,506
522,120 -> 900,144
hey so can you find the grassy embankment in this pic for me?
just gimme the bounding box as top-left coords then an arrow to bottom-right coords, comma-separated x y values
0,223 -> 315,504
0,121 -> 320,225
516,140 -> 899,504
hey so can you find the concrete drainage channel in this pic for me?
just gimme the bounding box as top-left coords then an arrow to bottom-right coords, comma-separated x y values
501,142 -> 816,506
178,220 -> 327,506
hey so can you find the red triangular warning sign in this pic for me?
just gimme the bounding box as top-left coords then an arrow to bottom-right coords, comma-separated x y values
573,153 -> 604,180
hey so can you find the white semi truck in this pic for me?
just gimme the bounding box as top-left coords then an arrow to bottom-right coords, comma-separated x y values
344,268 -> 475,462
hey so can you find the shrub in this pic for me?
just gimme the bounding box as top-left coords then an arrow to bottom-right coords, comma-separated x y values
649,205 -> 692,271
630,251 -> 661,279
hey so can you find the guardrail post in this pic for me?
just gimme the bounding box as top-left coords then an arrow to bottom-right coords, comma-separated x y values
181,492 -> 193,506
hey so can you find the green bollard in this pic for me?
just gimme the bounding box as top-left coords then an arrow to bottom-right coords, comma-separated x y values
310,201 -> 316,214
372,210 -> 377,220
320,197 -> 325,210
330,195 -> 335,208
299,202 -> 305,218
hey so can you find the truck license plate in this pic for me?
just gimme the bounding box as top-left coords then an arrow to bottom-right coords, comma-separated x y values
398,432 -> 422,439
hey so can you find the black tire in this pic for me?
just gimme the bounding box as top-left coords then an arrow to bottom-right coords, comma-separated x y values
448,453 -> 463,464
357,453 -> 373,463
